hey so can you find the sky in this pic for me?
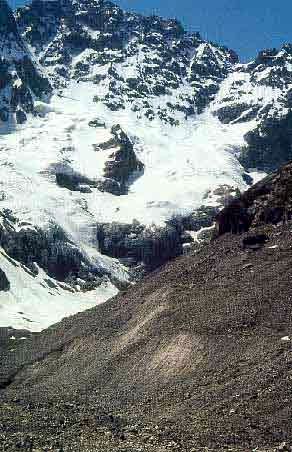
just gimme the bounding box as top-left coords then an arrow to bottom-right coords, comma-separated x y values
7,0 -> 292,62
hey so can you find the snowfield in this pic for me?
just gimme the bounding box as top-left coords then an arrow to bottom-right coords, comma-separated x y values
1,79 -> 252,224
0,248 -> 117,331
0,79 -> 257,330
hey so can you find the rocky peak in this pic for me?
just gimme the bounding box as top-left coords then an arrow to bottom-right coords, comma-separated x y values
15,0 -> 237,120
252,44 -> 292,68
210,41 -> 292,170
245,44 -> 292,90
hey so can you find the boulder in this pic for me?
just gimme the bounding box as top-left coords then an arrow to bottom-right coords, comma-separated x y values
88,119 -> 106,128
242,234 -> 269,250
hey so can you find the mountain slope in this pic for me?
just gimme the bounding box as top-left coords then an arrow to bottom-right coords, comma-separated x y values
0,0 -> 292,330
15,0 -> 237,118
0,0 -> 248,329
1,164 -> 292,450
212,45 -> 292,171
15,0 -> 292,171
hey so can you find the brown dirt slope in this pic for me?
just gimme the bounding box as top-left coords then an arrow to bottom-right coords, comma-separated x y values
1,166 -> 292,451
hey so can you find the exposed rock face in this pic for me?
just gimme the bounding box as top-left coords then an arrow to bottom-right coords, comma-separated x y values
96,206 -> 220,270
211,44 -> 292,169
0,1 -> 51,126
215,161 -> 292,236
100,125 -> 144,195
96,220 -> 184,271
167,206 -> 220,232
52,163 -> 96,192
240,111 -> 292,171
0,210 -> 107,287
15,0 -> 237,123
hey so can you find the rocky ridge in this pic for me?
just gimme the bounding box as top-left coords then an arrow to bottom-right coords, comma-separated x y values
0,0 -> 51,128
211,44 -> 292,170
15,0 -> 237,123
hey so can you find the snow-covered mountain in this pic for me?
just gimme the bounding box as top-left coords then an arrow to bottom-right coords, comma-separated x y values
212,45 -> 292,170
0,0 -> 291,330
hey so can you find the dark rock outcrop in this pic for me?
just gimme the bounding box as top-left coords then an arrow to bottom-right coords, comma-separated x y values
215,161 -> 292,236
88,118 -> 106,128
0,210 -> 105,286
55,171 -> 93,192
96,206 -> 219,270
167,206 -> 219,232
242,233 -> 269,249
215,198 -> 251,236
96,178 -> 123,196
97,220 -> 183,271
101,125 -> 144,195
50,163 -> 97,193
215,102 -> 260,124
240,111 -> 292,171
0,268 -> 10,291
